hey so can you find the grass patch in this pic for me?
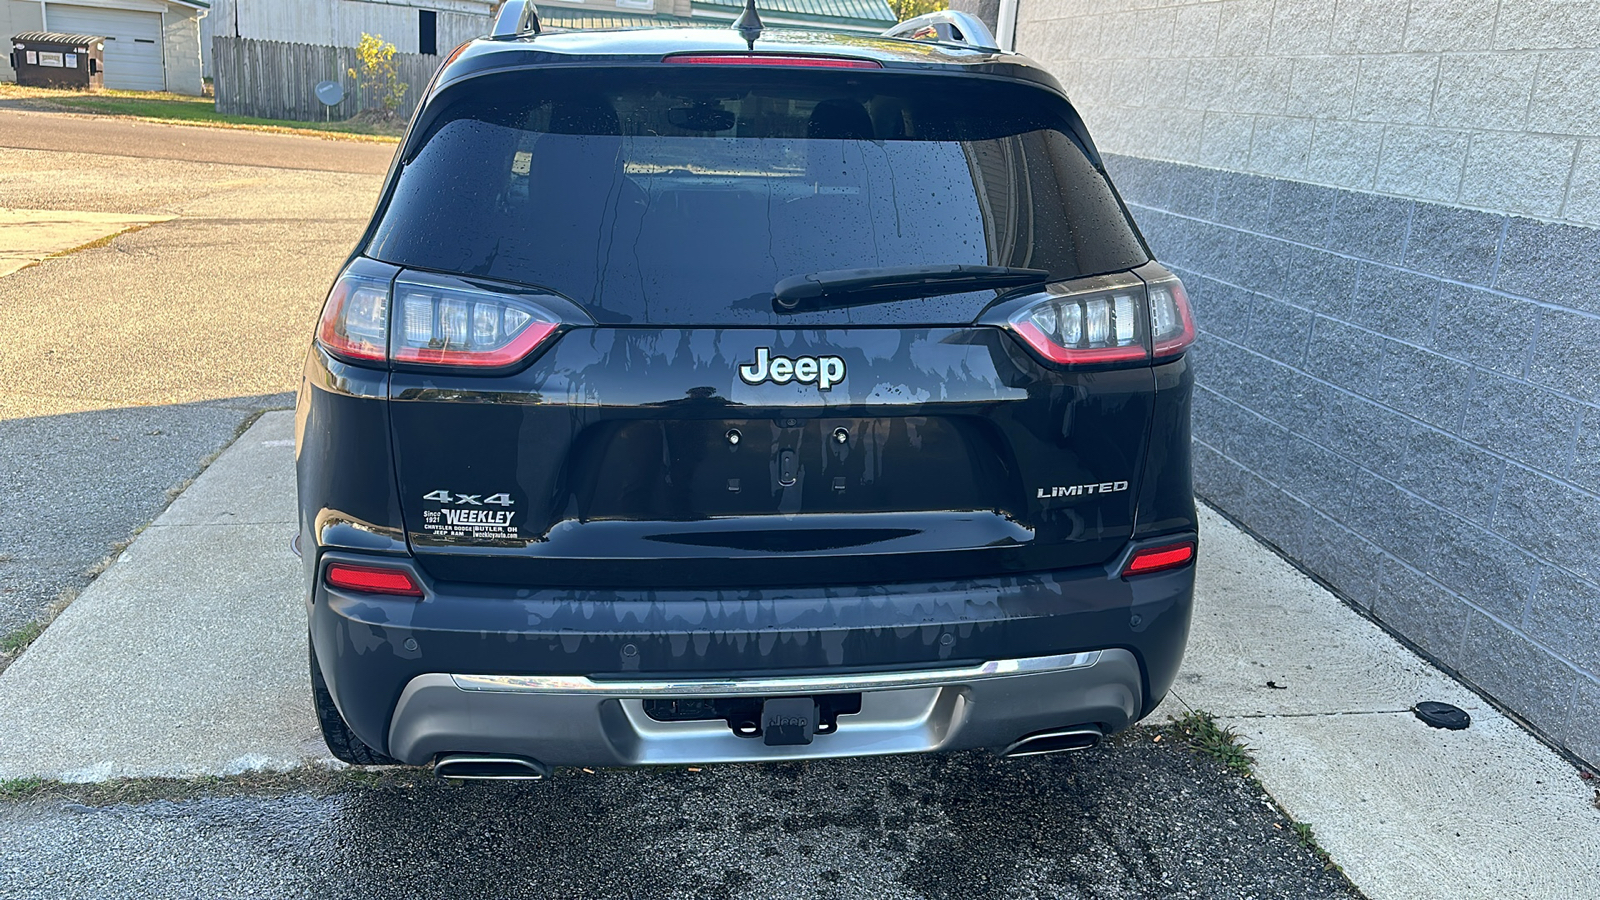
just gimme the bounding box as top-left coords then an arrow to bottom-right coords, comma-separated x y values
0,588 -> 75,676
0,777 -> 46,800
0,766 -> 422,806
0,620 -> 45,657
1169,709 -> 1254,775
1290,821 -> 1340,872
0,84 -> 401,141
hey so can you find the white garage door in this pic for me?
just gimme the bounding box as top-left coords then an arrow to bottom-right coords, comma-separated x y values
45,5 -> 165,91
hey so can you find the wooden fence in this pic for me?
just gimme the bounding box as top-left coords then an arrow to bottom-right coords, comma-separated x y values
212,36 -> 443,122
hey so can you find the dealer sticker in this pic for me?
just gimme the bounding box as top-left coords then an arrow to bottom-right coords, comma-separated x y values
421,489 -> 518,539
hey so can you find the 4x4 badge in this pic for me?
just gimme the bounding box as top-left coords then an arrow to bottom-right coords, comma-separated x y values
739,347 -> 845,391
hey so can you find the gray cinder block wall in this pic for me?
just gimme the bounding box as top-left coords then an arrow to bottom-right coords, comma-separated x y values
1016,0 -> 1600,767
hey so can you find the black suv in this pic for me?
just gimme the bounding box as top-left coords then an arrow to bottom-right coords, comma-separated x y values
297,4 -> 1197,779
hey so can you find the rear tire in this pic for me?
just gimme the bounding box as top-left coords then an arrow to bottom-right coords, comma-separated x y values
310,639 -> 400,766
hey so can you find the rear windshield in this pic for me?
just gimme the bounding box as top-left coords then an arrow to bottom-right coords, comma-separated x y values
368,67 -> 1147,324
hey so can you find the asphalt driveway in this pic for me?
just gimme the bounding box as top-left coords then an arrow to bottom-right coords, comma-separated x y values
1,743 -> 1356,900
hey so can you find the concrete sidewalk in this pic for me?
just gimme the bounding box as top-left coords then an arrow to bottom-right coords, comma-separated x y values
1174,510 -> 1600,897
0,207 -> 174,277
0,412 -> 327,778
0,411 -> 1596,897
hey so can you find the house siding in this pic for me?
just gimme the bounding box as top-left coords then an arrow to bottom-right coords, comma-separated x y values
1017,0 -> 1600,768
1,1 -> 48,81
209,0 -> 494,54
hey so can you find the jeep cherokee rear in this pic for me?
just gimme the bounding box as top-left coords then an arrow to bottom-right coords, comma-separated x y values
297,8 -> 1197,776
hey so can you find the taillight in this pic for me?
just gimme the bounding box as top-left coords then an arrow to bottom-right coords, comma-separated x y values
314,270 -> 561,369
1148,278 -> 1196,359
325,562 -> 424,597
1008,282 -> 1149,365
1122,541 -> 1196,577
663,54 -> 881,69
392,281 -> 558,367
1006,273 -> 1195,366
316,273 -> 390,362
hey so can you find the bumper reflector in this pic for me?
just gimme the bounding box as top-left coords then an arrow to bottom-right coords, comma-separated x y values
326,563 -> 424,597
1122,541 -> 1196,577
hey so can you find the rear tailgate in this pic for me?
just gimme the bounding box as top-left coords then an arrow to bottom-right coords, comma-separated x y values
391,326 -> 1152,587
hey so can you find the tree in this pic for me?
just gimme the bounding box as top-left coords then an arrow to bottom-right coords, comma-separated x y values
889,0 -> 948,22
347,34 -> 408,119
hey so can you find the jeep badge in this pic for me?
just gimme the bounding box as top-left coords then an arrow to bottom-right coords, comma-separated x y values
738,347 -> 845,391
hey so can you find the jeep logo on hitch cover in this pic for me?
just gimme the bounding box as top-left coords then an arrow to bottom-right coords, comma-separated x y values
738,347 -> 846,391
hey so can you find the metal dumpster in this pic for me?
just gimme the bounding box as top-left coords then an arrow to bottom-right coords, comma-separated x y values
11,32 -> 105,90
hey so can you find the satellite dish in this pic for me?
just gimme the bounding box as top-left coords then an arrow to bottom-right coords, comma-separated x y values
315,80 -> 344,106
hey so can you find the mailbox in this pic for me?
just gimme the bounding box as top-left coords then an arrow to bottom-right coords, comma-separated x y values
11,32 -> 105,90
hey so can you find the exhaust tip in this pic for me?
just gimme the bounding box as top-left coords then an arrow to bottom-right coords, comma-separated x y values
433,753 -> 552,781
1002,726 -> 1103,758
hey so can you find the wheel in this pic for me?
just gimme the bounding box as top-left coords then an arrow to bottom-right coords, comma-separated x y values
310,639 -> 400,766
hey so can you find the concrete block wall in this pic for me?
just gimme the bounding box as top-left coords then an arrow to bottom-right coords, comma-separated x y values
1021,0 -> 1600,224
163,7 -> 205,96
1015,0 -> 1600,767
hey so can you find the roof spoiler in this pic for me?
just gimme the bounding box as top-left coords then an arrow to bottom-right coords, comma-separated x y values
491,0 -> 541,39
881,11 -> 999,52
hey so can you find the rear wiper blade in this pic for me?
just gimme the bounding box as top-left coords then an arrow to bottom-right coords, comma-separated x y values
772,265 -> 1050,314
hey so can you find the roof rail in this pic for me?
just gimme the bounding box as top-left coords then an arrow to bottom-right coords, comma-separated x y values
491,0 -> 541,39
881,11 -> 999,52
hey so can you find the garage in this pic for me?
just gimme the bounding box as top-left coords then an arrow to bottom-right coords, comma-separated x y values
44,4 -> 165,91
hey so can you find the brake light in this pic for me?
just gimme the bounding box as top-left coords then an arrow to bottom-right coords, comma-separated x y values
314,270 -> 561,369
316,274 -> 389,362
325,563 -> 424,597
1122,541 -> 1196,577
663,54 -> 882,69
1007,274 -> 1195,366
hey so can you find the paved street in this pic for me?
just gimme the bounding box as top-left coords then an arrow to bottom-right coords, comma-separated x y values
0,109 -> 391,635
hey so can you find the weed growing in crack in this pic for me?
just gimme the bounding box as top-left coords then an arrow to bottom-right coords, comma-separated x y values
1170,710 -> 1254,775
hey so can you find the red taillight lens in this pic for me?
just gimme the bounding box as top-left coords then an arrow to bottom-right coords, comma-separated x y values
325,563 -> 424,597
314,270 -> 562,370
316,274 -> 390,362
1148,278 -> 1196,359
1122,541 -> 1196,577
663,54 -> 882,69
391,281 -> 559,368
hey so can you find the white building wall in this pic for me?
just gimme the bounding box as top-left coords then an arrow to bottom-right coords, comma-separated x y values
210,0 -> 493,53
4,0 -> 200,91
1,0 -> 48,80
161,3 -> 203,93
1015,0 -> 1600,226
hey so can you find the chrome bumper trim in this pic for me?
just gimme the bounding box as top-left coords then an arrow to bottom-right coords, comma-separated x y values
449,651 -> 1102,697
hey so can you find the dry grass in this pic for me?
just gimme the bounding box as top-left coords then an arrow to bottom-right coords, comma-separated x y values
0,83 -> 402,142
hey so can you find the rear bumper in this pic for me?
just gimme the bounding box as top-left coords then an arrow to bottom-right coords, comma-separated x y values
388,650 -> 1140,766
309,536 -> 1195,766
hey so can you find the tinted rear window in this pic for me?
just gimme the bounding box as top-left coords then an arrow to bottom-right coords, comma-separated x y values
368,67 -> 1147,325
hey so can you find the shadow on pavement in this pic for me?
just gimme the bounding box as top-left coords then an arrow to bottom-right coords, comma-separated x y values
0,393 -> 293,634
